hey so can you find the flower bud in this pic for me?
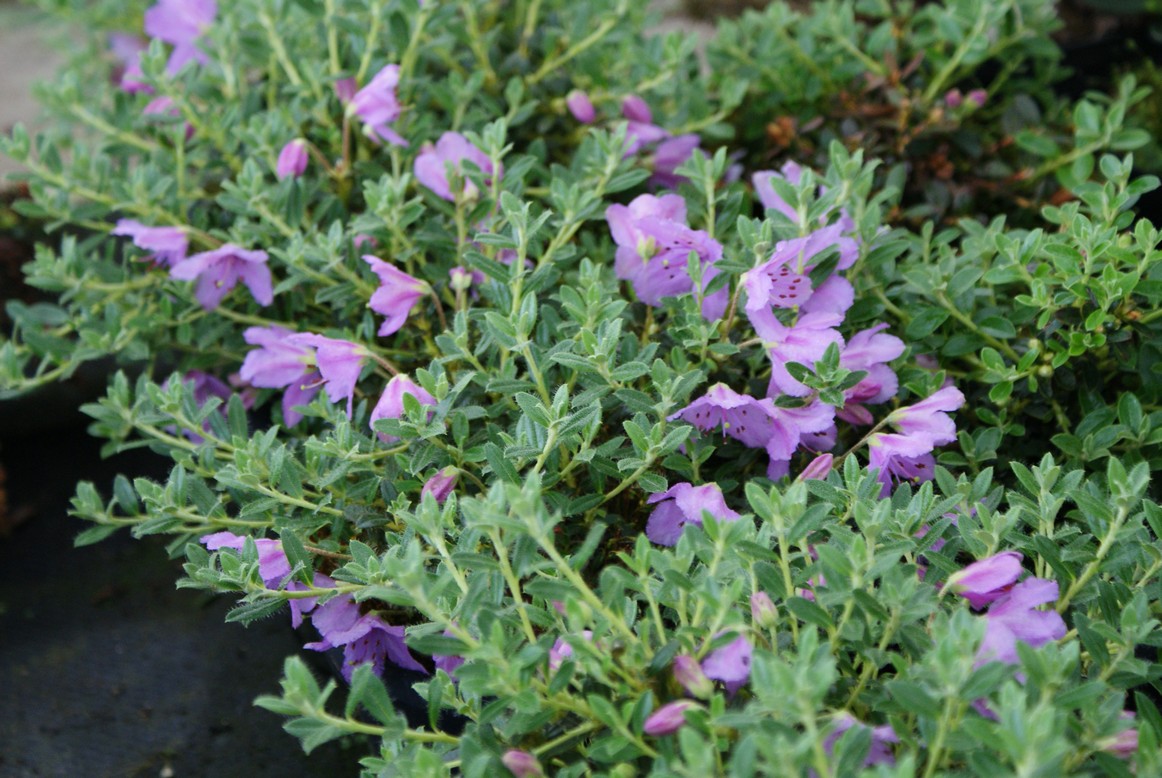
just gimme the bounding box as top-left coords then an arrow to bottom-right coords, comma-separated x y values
672,655 -> 714,699
276,139 -> 309,180
334,77 -> 357,103
943,89 -> 963,109
750,591 -> 778,629
501,750 -> 545,777
966,89 -> 987,108
565,89 -> 596,124
643,700 -> 698,736
421,466 -> 459,504
797,453 -> 833,481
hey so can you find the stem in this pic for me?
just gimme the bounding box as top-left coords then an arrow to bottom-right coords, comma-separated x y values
1056,504 -> 1130,613
488,528 -> 540,645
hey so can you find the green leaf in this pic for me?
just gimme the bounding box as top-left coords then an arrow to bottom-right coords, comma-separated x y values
905,307 -> 950,339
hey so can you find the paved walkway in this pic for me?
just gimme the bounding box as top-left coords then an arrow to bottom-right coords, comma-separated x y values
0,4 -> 68,181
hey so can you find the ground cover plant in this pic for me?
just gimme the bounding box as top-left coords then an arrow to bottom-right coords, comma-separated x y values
2,0 -> 1161,775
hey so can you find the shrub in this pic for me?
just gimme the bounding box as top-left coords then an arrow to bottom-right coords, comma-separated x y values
3,0 -> 1160,775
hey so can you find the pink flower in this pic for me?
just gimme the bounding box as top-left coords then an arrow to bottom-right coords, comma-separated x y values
762,311 -> 845,397
275,139 -> 308,179
143,0 -> 217,75
238,327 -> 318,426
421,466 -> 459,504
304,594 -> 426,680
1102,712 -> 1138,759
334,77 -> 357,103
370,375 -> 436,442
797,453 -> 834,481
867,386 -> 965,493
349,65 -> 407,146
501,750 -> 545,778
836,324 -> 904,425
565,89 -> 596,123
701,633 -> 752,694
414,131 -> 498,202
945,551 -> 1024,609
822,713 -> 898,768
620,95 -> 669,156
650,134 -> 702,189
605,193 -> 727,320
548,630 -> 593,671
753,161 -> 806,222
111,219 -> 188,267
284,334 -> 368,418
976,577 -> 1066,667
645,482 -> 740,546
170,243 -> 272,310
643,700 -> 699,736
363,255 -> 431,336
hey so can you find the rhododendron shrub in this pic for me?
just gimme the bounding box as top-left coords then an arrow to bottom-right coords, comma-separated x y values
3,0 -> 1161,775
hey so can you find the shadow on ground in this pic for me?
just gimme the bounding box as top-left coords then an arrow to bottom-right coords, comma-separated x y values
0,412 -> 363,778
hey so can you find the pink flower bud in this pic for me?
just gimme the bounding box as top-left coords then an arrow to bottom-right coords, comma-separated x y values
501,750 -> 545,777
672,655 -> 714,699
966,89 -> 987,108
797,453 -> 833,481
421,466 -> 458,504
943,89 -> 963,109
276,139 -> 309,180
566,89 -> 596,123
334,77 -> 357,103
643,700 -> 698,736
750,591 -> 777,628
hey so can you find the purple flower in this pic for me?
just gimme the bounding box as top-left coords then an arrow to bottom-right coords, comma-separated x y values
414,131 -> 498,202
349,65 -> 407,146
501,750 -> 545,778
421,466 -> 459,504
763,311 -> 845,397
976,577 -> 1066,667
605,193 -> 727,320
548,630 -> 593,671
670,384 -> 834,477
200,530 -> 331,627
363,255 -> 431,336
673,654 -> 714,699
334,77 -> 357,103
565,89 -> 596,123
701,633 -> 753,694
823,713 -> 899,768
797,453 -> 834,481
944,89 -> 964,109
620,95 -> 670,157
143,0 -> 217,75
284,334 -> 368,418
945,551 -> 1024,609
651,134 -> 702,189
111,219 -> 188,267
370,374 -> 436,442
643,700 -> 699,736
201,530 -> 291,587
240,326 -> 340,426
108,33 -> 150,93
645,482 -> 741,546
1102,712 -> 1138,759
750,591 -> 778,628
143,95 -> 179,117
967,89 -> 988,108
867,386 -> 965,493
170,243 -> 272,310
275,139 -> 308,180
836,324 -> 904,424
753,161 -> 806,222
304,594 -> 426,680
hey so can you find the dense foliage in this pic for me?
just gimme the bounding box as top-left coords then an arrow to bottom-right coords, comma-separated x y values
2,0 -> 1161,775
